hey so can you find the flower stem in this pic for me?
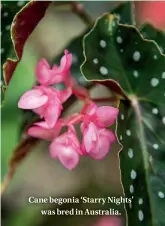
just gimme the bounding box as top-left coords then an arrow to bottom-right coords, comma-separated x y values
92,96 -> 118,103
71,2 -> 93,26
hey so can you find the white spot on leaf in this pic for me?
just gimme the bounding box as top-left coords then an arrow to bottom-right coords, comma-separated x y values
3,12 -> 8,17
162,72 -> 165,79
5,25 -> 10,31
153,144 -> 159,149
138,210 -> 144,221
17,1 -> 25,7
138,198 -> 143,205
151,78 -> 159,87
116,36 -> 122,44
158,191 -> 164,198
100,40 -> 106,48
133,70 -> 139,78
133,51 -> 141,61
72,54 -> 78,64
121,114 -> 124,120
0,48 -> 4,54
126,130 -> 131,136
93,58 -> 98,64
100,66 -> 108,75
128,148 -> 133,158
152,108 -> 158,115
162,117 -> 165,124
130,185 -> 134,193
130,170 -> 137,179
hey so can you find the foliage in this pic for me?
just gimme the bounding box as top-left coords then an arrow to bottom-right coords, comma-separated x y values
81,13 -> 165,226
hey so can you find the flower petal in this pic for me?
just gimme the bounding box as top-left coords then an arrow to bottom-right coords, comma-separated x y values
83,122 -> 98,153
28,126 -> 53,141
49,139 -> 59,159
44,100 -> 62,128
58,146 -> 79,170
34,121 -> 50,129
96,106 -> 119,127
59,87 -> 72,103
87,103 -> 97,115
59,49 -> 72,72
18,89 -> 48,109
35,58 -> 52,85
89,129 -> 115,160
49,141 -> 79,170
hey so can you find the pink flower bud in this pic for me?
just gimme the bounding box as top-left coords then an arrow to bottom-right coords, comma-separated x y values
49,126 -> 81,170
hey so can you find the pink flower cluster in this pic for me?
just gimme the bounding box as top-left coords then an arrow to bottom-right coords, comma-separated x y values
18,50 -> 119,170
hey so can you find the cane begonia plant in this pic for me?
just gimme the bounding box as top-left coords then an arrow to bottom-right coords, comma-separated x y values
18,50 -> 119,170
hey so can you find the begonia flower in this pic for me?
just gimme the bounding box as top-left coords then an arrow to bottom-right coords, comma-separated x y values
81,122 -> 116,159
18,86 -> 71,128
36,50 -> 72,86
49,126 -> 81,170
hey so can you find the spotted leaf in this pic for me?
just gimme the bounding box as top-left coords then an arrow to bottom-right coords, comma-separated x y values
111,2 -> 165,55
81,14 -> 165,226
111,2 -> 132,25
140,24 -> 165,54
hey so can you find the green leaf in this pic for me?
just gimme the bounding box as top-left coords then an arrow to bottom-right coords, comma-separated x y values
111,2 -> 132,25
1,51 -> 37,180
81,14 -> 165,226
140,24 -> 165,54
110,2 -> 165,55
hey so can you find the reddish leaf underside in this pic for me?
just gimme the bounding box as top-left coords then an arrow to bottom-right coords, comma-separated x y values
3,1 -> 51,85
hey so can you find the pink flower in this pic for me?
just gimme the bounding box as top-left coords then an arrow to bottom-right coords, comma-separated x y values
18,86 -> 71,128
49,126 -> 81,170
36,50 -> 72,86
81,122 -> 116,159
28,121 -> 62,141
83,103 -> 119,128
80,103 -> 118,159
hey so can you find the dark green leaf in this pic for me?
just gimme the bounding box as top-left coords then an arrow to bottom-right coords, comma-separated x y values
111,2 -> 132,25
81,14 -> 165,226
140,24 -> 165,54
110,2 -> 165,55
